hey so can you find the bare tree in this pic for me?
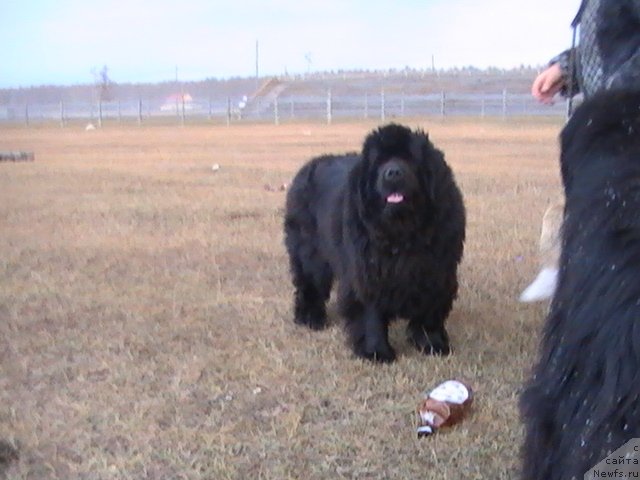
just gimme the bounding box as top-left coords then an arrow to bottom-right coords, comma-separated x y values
91,65 -> 113,102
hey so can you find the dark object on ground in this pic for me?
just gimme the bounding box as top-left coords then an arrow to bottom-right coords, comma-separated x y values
521,90 -> 640,479
0,151 -> 34,162
0,439 -> 19,475
284,124 -> 465,362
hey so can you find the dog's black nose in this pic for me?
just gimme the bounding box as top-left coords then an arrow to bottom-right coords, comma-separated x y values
383,164 -> 403,181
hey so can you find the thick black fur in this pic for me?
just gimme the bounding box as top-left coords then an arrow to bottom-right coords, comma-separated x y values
521,90 -> 640,479
283,124 -> 465,362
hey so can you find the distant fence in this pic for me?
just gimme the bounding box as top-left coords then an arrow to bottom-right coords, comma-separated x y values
0,90 -> 567,126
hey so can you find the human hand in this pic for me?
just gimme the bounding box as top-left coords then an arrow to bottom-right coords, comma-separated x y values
531,63 -> 565,104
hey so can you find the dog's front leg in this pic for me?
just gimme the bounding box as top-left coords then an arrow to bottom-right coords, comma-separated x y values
408,318 -> 451,356
353,306 -> 395,362
339,286 -> 395,362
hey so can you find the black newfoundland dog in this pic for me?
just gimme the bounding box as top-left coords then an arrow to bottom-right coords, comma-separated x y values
521,90 -> 640,479
284,124 -> 465,362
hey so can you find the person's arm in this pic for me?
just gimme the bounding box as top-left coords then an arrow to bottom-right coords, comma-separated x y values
532,64 -> 565,104
531,49 -> 580,103
549,49 -> 581,97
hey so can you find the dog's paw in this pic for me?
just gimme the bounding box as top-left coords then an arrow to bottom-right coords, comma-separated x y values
294,312 -> 327,330
353,338 -> 397,363
411,327 -> 451,356
294,298 -> 328,330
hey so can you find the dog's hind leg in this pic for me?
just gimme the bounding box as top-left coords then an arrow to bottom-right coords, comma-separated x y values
289,253 -> 333,330
340,287 -> 395,362
285,212 -> 333,330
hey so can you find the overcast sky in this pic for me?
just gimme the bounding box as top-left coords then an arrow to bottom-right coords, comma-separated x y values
1,0 -> 580,88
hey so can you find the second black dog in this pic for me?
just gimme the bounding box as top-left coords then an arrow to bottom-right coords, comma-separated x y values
284,124 -> 465,362
521,90 -> 640,479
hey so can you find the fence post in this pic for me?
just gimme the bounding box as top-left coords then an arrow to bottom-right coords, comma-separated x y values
180,95 -> 186,126
274,97 -> 279,125
208,94 -> 212,121
326,89 -> 332,125
98,100 -> 103,128
290,98 -> 295,119
481,96 -> 486,118
226,97 -> 231,126
400,92 -> 405,117
364,93 -> 369,119
502,89 -> 508,118
380,89 -> 385,122
25,104 -> 29,127
138,99 -> 142,126
440,92 -> 446,118
60,100 -> 65,128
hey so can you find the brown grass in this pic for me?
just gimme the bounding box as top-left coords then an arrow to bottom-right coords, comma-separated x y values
0,117 -> 563,479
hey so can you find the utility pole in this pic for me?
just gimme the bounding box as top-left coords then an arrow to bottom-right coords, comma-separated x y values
174,65 -> 180,121
255,40 -> 259,80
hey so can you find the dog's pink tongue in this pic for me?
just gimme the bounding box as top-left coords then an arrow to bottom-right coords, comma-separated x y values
387,193 -> 404,203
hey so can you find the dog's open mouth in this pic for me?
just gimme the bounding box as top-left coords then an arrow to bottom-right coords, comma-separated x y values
386,193 -> 404,204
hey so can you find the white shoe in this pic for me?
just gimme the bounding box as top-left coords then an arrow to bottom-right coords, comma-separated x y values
519,267 -> 558,302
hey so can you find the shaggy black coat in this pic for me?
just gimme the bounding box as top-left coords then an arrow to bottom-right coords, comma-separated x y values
283,124 -> 465,362
521,90 -> 640,479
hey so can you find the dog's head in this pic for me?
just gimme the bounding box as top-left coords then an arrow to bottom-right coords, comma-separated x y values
352,124 -> 444,232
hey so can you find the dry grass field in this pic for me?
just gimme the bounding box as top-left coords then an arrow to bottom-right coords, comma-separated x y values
1,117 -> 564,479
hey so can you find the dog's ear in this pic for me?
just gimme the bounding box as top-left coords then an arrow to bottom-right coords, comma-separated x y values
364,145 -> 379,166
411,131 -> 438,202
358,143 -> 381,204
347,152 -> 374,221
